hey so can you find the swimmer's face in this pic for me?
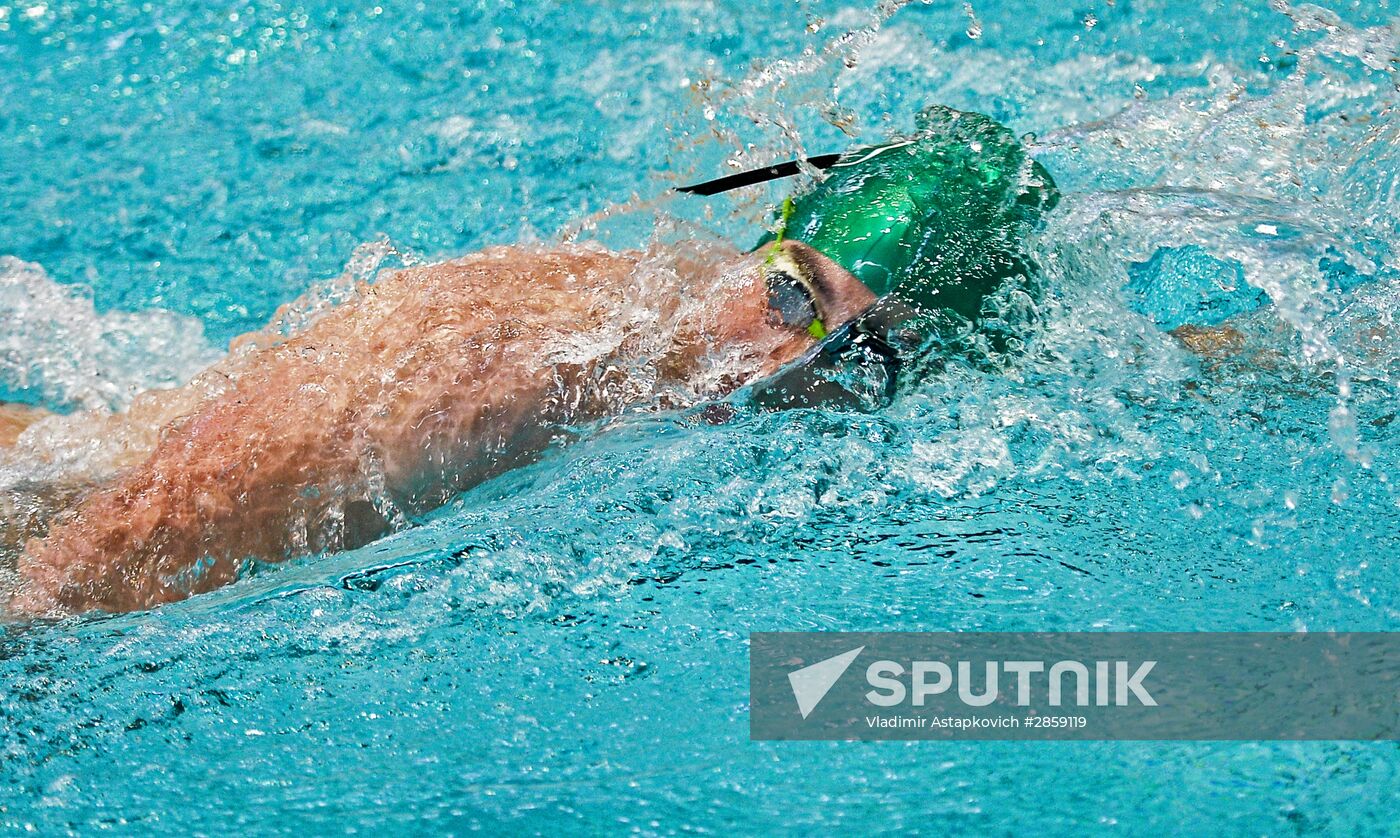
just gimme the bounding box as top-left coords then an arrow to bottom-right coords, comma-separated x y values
705,239 -> 878,381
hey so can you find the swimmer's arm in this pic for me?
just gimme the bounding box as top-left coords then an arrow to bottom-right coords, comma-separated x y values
14,344 -> 370,612
13,252 -> 627,614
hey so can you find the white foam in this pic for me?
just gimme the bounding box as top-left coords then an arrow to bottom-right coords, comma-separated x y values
0,256 -> 222,412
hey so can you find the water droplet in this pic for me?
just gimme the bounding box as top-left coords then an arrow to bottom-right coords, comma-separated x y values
962,3 -> 982,40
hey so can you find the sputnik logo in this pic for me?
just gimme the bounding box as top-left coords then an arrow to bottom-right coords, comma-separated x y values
787,646 -> 865,719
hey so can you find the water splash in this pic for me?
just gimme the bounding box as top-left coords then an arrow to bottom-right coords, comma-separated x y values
677,0 -> 920,202
0,257 -> 221,412
4,2 -> 1400,832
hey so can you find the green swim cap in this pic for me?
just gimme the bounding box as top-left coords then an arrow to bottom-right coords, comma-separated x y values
762,106 -> 1058,324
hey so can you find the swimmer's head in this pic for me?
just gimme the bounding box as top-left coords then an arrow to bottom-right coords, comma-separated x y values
761,105 -> 1058,324
745,106 -> 1058,408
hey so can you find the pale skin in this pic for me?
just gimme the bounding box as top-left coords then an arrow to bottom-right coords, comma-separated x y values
2,240 -> 875,615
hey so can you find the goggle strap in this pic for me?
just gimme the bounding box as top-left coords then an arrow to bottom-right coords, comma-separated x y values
675,153 -> 842,197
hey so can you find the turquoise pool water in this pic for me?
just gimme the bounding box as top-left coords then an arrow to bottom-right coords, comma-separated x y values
3,0 -> 1400,832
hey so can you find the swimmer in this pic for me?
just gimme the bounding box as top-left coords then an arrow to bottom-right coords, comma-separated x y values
3,106 -> 1056,615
